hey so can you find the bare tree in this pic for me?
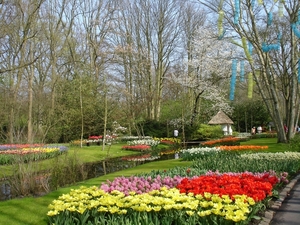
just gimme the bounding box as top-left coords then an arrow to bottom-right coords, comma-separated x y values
0,0 -> 43,143
80,0 -> 117,148
150,0 -> 183,120
32,0 -> 77,142
112,0 -> 184,133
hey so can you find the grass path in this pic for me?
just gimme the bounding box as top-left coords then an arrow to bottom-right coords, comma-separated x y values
240,137 -> 289,152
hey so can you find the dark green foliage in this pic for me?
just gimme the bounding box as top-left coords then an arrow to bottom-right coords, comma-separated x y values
182,124 -> 198,141
231,100 -> 271,133
251,133 -> 277,139
192,124 -> 224,141
289,134 -> 300,151
136,120 -> 168,137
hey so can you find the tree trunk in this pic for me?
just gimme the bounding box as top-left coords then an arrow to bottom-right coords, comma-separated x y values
27,43 -> 34,144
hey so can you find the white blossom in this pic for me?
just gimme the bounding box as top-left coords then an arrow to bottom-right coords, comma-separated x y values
170,26 -> 241,115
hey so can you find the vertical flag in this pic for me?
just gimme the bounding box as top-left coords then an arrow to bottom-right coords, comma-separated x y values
248,73 -> 253,98
230,59 -> 237,101
240,60 -> 245,82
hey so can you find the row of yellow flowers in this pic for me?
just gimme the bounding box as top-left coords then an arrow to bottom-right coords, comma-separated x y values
48,186 -> 258,224
153,137 -> 182,145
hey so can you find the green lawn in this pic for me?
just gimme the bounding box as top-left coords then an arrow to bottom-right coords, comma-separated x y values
0,143 -> 139,178
240,137 -> 289,152
0,137 -> 292,225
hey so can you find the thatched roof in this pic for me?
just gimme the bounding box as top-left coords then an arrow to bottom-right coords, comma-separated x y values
208,111 -> 233,125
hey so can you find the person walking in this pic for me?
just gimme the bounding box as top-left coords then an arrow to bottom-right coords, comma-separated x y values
284,124 -> 288,133
251,127 -> 256,135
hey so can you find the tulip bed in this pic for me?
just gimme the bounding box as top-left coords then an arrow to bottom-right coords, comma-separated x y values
121,139 -> 161,152
0,144 -> 68,165
121,139 -> 179,159
121,154 -> 160,162
121,144 -> 151,151
201,137 -> 241,146
47,142 -> 300,225
154,137 -> 182,145
218,145 -> 268,151
47,171 -> 283,225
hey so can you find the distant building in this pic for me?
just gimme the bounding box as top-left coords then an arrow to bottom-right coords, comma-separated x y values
208,111 -> 234,135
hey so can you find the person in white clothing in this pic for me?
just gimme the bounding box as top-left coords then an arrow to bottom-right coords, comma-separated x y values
257,126 -> 262,134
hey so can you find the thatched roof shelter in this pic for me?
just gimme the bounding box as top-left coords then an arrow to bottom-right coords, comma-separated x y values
208,111 -> 233,125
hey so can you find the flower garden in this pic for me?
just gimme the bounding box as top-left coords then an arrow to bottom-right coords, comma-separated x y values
0,144 -> 68,165
120,138 -> 180,160
46,136 -> 300,225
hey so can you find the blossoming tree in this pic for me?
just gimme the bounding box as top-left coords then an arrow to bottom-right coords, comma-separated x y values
170,27 -> 238,126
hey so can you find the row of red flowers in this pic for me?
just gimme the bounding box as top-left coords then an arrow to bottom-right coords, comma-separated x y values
88,135 -> 117,140
89,135 -> 103,139
201,137 -> 240,146
177,172 -> 278,201
121,144 -> 151,151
